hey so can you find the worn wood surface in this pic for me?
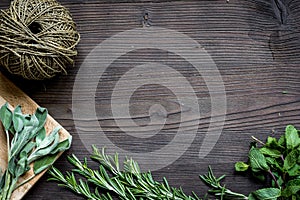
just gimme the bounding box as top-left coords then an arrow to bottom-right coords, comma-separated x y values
1,0 -> 300,199
0,73 -> 71,200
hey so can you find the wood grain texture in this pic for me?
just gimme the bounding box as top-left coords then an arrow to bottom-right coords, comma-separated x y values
0,0 -> 299,199
0,73 -> 71,200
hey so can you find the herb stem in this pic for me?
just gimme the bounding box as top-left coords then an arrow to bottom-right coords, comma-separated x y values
2,172 -> 11,200
14,174 -> 35,190
5,130 -> 10,160
280,155 -> 284,163
251,136 -> 265,145
268,170 -> 280,189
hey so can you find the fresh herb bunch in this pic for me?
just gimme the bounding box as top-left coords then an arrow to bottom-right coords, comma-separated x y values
48,125 -> 300,200
234,125 -> 300,200
0,103 -> 72,200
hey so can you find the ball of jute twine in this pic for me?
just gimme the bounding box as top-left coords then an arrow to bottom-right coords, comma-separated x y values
0,0 -> 80,80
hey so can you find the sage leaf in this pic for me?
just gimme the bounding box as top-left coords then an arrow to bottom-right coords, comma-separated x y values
0,103 -> 12,131
15,152 -> 30,178
28,127 -> 61,163
50,136 -> 72,155
33,154 -> 58,175
12,105 -> 25,133
8,157 -> 16,177
249,147 -> 270,172
0,104 -> 72,200
22,141 -> 36,155
235,162 -> 249,172
35,127 -> 46,145
34,107 -> 47,129
251,188 -> 281,200
285,125 -> 300,149
36,126 -> 61,149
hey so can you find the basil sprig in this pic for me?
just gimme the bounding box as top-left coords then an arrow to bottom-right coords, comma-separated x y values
0,103 -> 72,200
235,125 -> 300,200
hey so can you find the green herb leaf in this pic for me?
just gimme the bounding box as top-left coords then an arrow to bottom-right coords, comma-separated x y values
0,104 -> 72,200
284,149 -> 299,171
0,103 -> 12,131
12,105 -> 25,133
35,127 -> 46,145
235,161 -> 249,172
282,179 -> 300,197
266,137 -> 285,151
251,188 -> 281,200
287,164 -> 300,177
15,152 -> 30,178
285,125 -> 300,149
265,157 -> 283,172
259,147 -> 282,159
249,147 -> 270,172
33,154 -> 58,174
50,136 -> 72,155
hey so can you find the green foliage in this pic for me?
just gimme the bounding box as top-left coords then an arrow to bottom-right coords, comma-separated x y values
49,145 -> 203,200
0,103 -> 72,200
48,124 -> 300,200
235,125 -> 300,200
235,162 -> 249,172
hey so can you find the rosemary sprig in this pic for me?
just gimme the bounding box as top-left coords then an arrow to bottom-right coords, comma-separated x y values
199,166 -> 248,200
49,146 -> 203,200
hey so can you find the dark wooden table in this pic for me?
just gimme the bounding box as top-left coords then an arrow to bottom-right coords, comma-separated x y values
1,0 -> 300,199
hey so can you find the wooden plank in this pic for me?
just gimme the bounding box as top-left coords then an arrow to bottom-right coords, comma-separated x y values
0,72 -> 71,200
0,0 -> 299,199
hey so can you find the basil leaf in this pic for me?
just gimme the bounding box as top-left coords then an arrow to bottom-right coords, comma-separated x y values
282,179 -> 300,197
235,161 -> 249,172
285,125 -> 300,149
287,164 -> 300,177
249,147 -> 270,172
252,171 -> 266,182
265,157 -> 283,172
259,147 -> 282,158
248,193 -> 258,200
265,137 -> 284,151
284,149 -> 299,171
252,188 -> 281,200
33,154 -> 58,174
0,103 -> 12,131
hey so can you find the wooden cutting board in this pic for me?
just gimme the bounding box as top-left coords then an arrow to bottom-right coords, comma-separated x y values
0,72 -> 71,200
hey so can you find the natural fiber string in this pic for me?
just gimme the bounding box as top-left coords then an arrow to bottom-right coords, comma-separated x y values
0,0 -> 80,80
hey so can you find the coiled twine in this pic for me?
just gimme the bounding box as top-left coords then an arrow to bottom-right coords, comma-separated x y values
0,0 -> 80,80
